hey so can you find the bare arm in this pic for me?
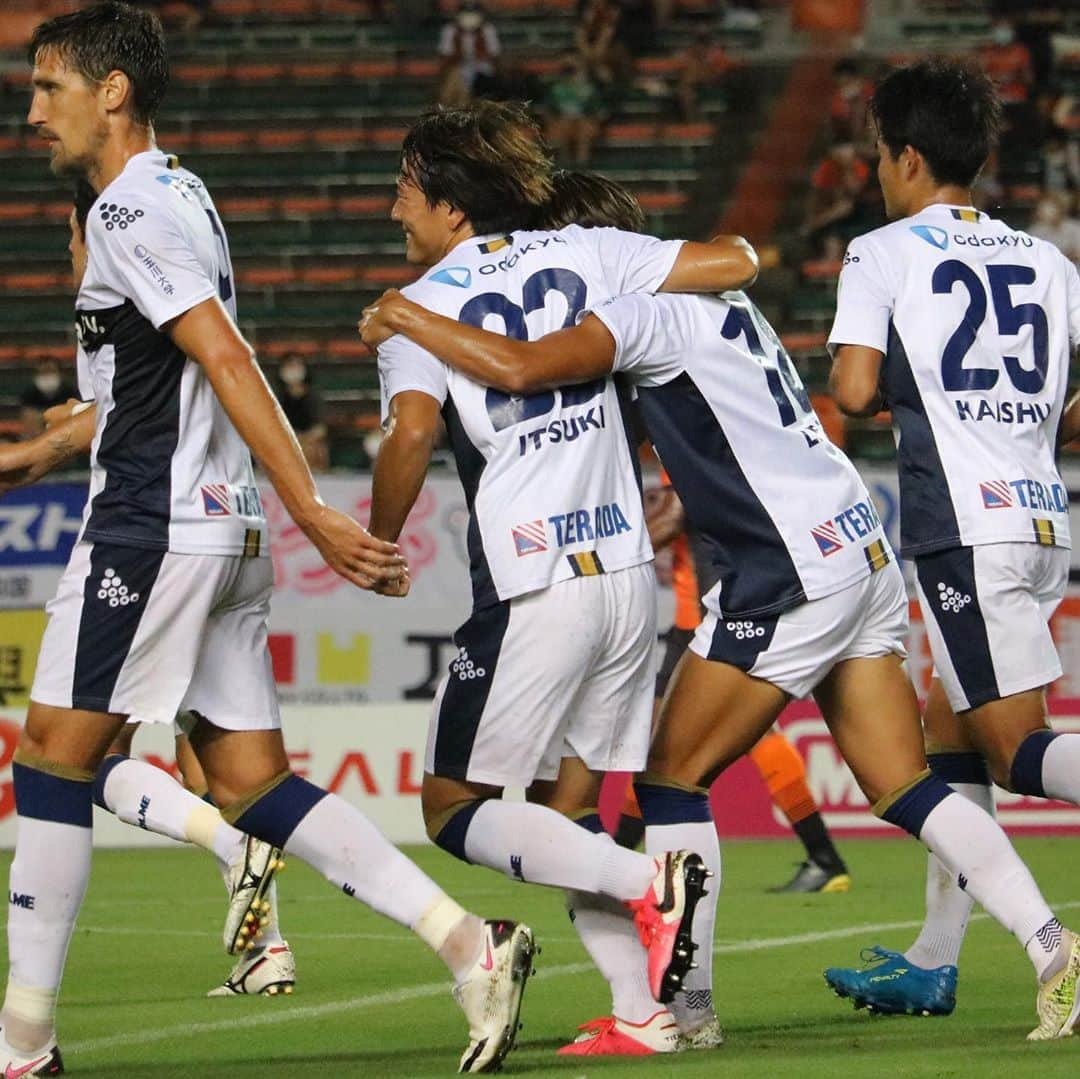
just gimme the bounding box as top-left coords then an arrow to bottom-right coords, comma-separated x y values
167,297 -> 403,589
369,391 -> 442,595
0,406 -> 95,495
1061,387 -> 1080,447
360,291 -> 617,395
646,486 -> 685,550
659,235 -> 759,293
829,343 -> 885,417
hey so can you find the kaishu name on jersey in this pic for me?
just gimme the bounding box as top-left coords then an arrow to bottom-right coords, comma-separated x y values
955,399 -> 1053,424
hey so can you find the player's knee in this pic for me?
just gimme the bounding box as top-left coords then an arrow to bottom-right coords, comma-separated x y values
425,798 -> 487,862
873,769 -> 953,838
1004,728 -> 1058,797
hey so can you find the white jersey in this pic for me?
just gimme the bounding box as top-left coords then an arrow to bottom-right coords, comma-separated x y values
591,291 -> 890,618
76,150 -> 267,557
378,225 -> 683,609
829,203 -> 1080,558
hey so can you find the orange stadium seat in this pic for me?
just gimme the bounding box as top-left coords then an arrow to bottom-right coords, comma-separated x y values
337,195 -> 393,216
234,64 -> 289,83
368,126 -> 410,147
172,63 -> 225,84
238,267 -> 297,287
255,130 -> 309,150
260,340 -> 321,359
219,196 -> 277,217
0,202 -> 40,221
347,60 -> 397,80
362,266 -> 418,287
197,129 -> 249,149
326,338 -> 371,359
313,128 -> 368,148
637,191 -> 688,211
299,267 -> 358,286
400,60 -> 441,79
291,62 -> 347,81
638,56 -> 682,76
282,195 -> 334,216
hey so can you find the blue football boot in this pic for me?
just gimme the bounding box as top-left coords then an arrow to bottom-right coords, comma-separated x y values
824,946 -> 957,1016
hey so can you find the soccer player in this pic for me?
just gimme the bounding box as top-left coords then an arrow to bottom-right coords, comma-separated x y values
617,478 -> 851,893
3,6 -> 537,1074
364,108 -> 759,1055
68,179 -> 294,997
824,59 -> 1080,1026
358,170 -> 1080,1044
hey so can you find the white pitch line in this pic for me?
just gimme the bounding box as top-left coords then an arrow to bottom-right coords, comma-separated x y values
64,899 -> 1080,1056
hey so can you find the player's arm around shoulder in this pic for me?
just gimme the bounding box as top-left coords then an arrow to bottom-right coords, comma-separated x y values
360,288 -> 616,394
167,299 -> 404,590
660,233 -> 759,293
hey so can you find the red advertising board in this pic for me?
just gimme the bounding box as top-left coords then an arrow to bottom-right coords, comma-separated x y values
601,697 -> 1080,839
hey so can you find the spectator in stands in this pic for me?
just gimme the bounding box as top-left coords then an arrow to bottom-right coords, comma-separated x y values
274,355 -> 329,473
437,2 -> 501,106
574,0 -> 632,90
545,53 -> 601,165
1028,191 -> 1080,265
827,57 -> 873,148
19,359 -> 76,439
674,28 -> 735,121
800,142 -> 871,250
978,17 -> 1036,150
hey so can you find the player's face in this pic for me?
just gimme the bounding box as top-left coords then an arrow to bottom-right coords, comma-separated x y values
391,170 -> 459,266
68,210 -> 87,289
28,48 -> 108,180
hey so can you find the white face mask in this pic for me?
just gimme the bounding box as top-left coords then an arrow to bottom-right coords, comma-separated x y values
992,24 -> 1014,45
280,363 -> 306,386
34,373 -> 62,396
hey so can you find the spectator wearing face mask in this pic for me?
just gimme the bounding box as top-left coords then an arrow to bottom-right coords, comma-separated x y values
273,356 -> 329,472
1028,191 -> 1080,266
20,359 -> 76,438
437,2 -> 501,106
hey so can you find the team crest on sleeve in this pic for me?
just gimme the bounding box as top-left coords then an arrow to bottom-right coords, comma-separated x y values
430,267 -> 472,288
979,480 -> 1013,509
909,225 -> 948,250
511,520 -> 547,556
201,484 -> 232,516
810,519 -> 844,557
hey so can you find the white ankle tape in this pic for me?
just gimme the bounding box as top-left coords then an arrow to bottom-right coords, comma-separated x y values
3,981 -> 56,1025
413,894 -> 468,953
183,801 -> 225,852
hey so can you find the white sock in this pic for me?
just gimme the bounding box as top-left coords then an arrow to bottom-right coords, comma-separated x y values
566,883 -> 657,1024
462,800 -> 657,899
918,793 -> 1060,977
645,819 -> 720,1029
1040,735 -> 1080,803
905,780 -> 994,969
3,815 -> 91,1053
101,757 -> 243,866
282,793 -> 446,931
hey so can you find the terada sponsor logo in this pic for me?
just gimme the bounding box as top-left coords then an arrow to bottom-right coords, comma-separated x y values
777,702 -> 1080,837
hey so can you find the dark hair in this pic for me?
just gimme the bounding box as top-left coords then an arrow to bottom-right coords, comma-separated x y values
871,59 -> 1001,188
400,101 -> 554,234
29,2 -> 169,126
541,170 -> 646,233
73,179 -> 97,239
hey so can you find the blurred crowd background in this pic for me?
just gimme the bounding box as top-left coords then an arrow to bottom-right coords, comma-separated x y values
0,0 -> 1077,471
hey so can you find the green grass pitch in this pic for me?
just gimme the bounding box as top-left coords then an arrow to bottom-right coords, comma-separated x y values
2,836 -> 1077,1078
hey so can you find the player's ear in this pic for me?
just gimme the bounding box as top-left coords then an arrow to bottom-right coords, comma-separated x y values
100,69 -> 134,119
